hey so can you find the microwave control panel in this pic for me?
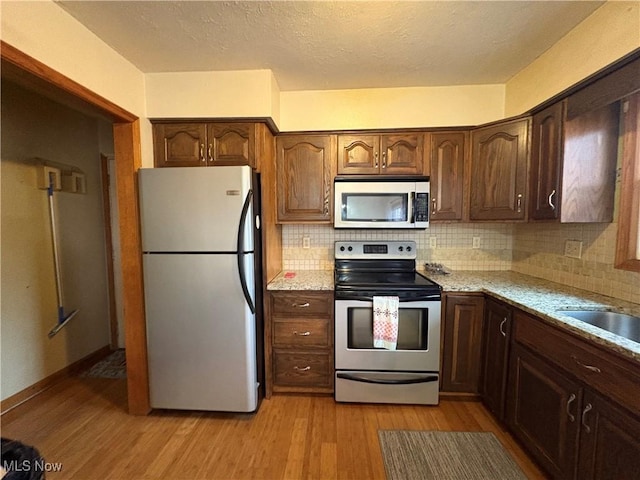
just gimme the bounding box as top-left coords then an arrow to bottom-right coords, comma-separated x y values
414,192 -> 429,223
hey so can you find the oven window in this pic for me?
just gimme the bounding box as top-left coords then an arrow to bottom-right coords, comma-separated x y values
347,307 -> 428,350
341,193 -> 408,222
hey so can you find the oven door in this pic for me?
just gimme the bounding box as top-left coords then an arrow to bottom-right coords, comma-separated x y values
335,299 -> 441,372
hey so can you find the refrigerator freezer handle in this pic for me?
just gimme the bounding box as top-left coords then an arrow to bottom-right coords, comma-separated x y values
237,189 -> 256,314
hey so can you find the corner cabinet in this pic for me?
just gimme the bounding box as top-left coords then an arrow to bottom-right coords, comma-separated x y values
440,293 -> 485,394
276,134 -> 336,223
266,291 -> 334,396
470,117 -> 530,221
428,131 -> 467,221
337,133 -> 424,175
153,122 -> 256,168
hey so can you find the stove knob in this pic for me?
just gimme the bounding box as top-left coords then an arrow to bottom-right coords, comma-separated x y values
407,246 -> 412,252
347,246 -> 353,252
340,246 -> 345,252
398,246 -> 404,252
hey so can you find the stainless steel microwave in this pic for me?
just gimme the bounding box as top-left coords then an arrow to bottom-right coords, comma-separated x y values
334,176 -> 430,229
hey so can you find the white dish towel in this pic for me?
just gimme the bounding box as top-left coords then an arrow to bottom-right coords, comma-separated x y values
373,296 -> 400,350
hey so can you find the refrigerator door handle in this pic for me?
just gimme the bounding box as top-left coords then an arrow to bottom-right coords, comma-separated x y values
237,189 -> 255,314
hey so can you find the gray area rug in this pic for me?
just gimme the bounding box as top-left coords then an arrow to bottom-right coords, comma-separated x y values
378,430 -> 528,480
81,349 -> 126,379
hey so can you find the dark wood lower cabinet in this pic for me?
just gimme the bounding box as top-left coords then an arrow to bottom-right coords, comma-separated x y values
441,294 -> 485,393
507,344 -> 581,479
577,391 -> 640,480
481,298 -> 512,420
507,309 -> 640,480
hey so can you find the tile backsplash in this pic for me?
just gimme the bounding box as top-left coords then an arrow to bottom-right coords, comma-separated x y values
282,222 -> 640,304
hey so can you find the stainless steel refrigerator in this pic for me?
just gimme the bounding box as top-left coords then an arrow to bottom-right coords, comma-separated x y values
138,165 -> 263,412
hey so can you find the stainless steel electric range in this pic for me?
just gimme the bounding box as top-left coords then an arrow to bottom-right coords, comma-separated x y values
333,240 -> 442,405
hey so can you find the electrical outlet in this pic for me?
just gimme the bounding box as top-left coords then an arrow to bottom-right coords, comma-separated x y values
429,237 -> 437,249
472,237 -> 481,249
564,240 -> 583,259
302,236 -> 310,249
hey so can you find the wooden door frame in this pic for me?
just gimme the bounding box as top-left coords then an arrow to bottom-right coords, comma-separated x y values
100,154 -> 119,349
1,41 -> 150,414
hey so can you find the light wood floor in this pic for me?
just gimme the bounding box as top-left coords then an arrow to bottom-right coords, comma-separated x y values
1,377 -> 546,479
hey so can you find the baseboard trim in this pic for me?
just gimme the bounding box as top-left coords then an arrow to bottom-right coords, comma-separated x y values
0,345 -> 112,415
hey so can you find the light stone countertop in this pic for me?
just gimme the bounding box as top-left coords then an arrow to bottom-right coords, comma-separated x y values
267,268 -> 640,364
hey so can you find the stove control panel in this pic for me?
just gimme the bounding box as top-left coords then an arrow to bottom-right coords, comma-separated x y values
335,241 -> 417,259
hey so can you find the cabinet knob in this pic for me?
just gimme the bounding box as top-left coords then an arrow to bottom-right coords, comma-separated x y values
516,193 -> 523,213
374,152 -> 379,168
207,144 -> 213,162
432,197 -> 437,215
382,152 -> 387,169
293,331 -> 311,336
199,144 -> 205,162
571,355 -> 601,373
294,366 -> 311,372
292,302 -> 310,308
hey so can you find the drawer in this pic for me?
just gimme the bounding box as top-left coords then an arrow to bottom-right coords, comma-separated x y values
273,351 -> 332,388
513,310 -> 640,414
270,291 -> 333,317
273,319 -> 330,347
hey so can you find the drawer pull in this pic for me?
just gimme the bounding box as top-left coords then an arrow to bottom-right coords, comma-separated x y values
582,403 -> 593,433
294,366 -> 311,372
499,318 -> 507,337
566,393 -> 576,422
571,355 -> 602,373
292,302 -> 310,308
293,331 -> 311,336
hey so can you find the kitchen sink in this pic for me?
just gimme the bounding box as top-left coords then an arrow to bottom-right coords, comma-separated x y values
559,310 -> 640,343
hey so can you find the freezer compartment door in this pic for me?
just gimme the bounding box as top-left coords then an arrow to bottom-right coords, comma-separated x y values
139,166 -> 253,253
144,253 -> 258,412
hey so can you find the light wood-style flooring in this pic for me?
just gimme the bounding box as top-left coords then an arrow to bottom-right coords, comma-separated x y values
1,377 -> 546,479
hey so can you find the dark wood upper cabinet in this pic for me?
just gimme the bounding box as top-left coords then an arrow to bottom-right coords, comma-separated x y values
276,134 -> 336,223
207,123 -> 254,167
337,133 -> 424,175
153,123 -> 208,167
530,99 -> 620,223
470,117 -> 530,221
428,131 -> 466,221
529,102 -> 564,220
153,122 -> 255,168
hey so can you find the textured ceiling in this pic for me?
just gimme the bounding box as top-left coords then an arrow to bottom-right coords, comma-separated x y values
56,1 -> 605,91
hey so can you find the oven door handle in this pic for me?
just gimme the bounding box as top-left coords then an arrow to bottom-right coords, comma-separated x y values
335,294 -> 441,302
336,372 -> 439,385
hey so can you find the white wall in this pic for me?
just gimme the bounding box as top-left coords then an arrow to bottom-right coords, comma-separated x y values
505,1 -> 640,116
0,0 -> 153,165
1,81 -> 112,400
279,84 -> 505,132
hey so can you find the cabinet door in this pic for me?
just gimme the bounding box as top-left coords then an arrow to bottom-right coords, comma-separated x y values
441,294 -> 485,393
207,123 -> 254,167
507,344 -> 581,479
470,118 -> 530,220
153,123 -> 207,167
577,391 -> 640,480
429,132 -> 466,221
337,134 -> 379,174
481,298 -> 511,420
380,134 -> 424,175
530,102 -> 564,220
276,135 -> 335,223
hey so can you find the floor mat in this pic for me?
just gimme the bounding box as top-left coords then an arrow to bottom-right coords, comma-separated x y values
81,349 -> 127,379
